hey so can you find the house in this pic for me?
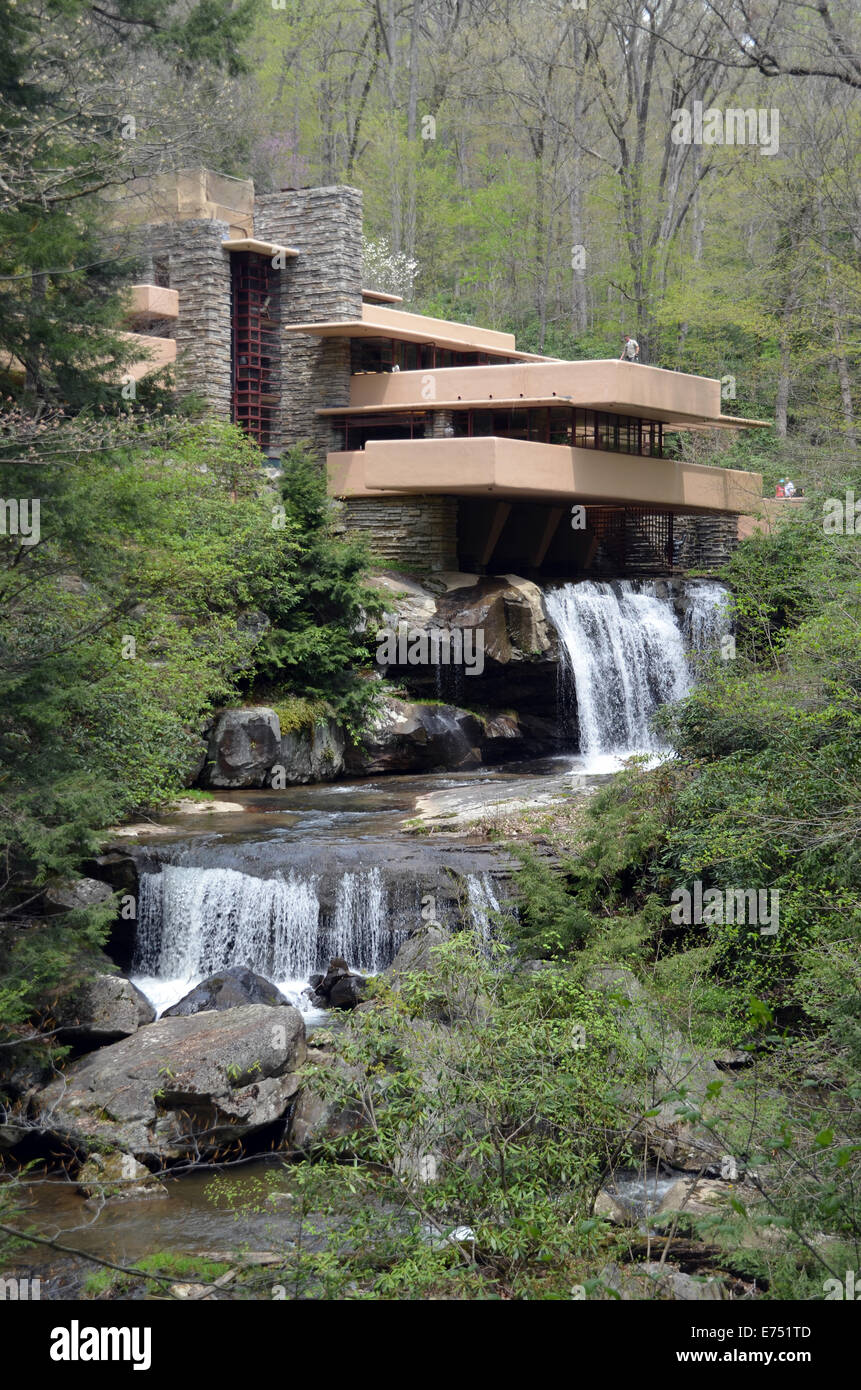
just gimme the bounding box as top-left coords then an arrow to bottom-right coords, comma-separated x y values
115,167 -> 768,575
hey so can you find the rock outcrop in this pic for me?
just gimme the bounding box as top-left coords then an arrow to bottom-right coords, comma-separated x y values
289,1035 -> 367,1152
45,877 -> 115,911
32,1004 -> 305,1162
277,717 -> 345,784
346,696 -> 483,775
368,570 -> 562,754
202,707 -> 281,788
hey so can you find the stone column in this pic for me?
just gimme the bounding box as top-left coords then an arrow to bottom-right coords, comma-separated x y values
132,219 -> 232,417
254,187 -> 363,460
429,410 -> 455,438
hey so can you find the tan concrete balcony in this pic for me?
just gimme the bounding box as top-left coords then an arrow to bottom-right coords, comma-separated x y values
121,334 -> 177,381
328,435 -> 763,515
328,359 -> 768,430
285,303 -> 550,361
125,284 -> 179,323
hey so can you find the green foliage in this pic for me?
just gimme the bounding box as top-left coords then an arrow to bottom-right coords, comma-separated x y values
211,935 -> 633,1299
252,445 -> 383,737
82,1251 -> 232,1299
0,424 -> 379,1049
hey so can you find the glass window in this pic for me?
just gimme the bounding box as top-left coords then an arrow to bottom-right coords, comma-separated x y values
549,407 -> 573,445
508,409 -> 529,440
529,408 -> 550,442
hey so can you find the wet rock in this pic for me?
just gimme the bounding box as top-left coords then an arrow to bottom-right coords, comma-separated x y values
32,1003 -> 305,1162
162,966 -> 290,1017
309,958 -> 366,1011
346,695 -> 482,775
202,707 -> 281,788
45,973 -> 155,1045
594,1189 -> 632,1225
77,1151 -> 167,1201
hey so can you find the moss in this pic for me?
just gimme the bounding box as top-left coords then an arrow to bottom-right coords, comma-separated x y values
273,695 -> 331,733
83,1251 -> 233,1298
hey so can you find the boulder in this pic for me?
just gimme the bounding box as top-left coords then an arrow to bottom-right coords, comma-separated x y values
77,1152 -> 167,1201
594,1188 -> 632,1225
162,966 -> 290,1017
435,574 -> 556,664
32,1003 -> 305,1162
347,696 -> 482,775
45,877 -> 114,912
387,924 -> 449,978
372,570 -> 556,666
289,1049 -> 368,1152
655,1176 -> 749,1220
597,1262 -> 727,1301
309,958 -> 366,1011
276,718 -> 346,785
45,973 -> 155,1045
202,707 -> 281,788
372,571 -> 439,628
366,571 -> 562,755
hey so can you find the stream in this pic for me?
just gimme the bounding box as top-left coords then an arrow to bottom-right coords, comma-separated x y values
2,578 -> 732,1295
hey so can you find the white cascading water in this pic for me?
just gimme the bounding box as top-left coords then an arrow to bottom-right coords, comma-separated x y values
329,867 -> 386,973
133,863 -> 392,1016
544,579 -> 730,763
682,579 -> 732,655
465,872 -> 501,953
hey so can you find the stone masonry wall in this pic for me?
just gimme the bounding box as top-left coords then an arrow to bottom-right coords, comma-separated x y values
254,187 -> 363,458
676,513 -> 741,570
342,496 -> 458,573
133,219 -> 232,416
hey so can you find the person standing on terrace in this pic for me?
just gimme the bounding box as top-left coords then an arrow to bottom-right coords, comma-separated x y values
620,335 -> 641,363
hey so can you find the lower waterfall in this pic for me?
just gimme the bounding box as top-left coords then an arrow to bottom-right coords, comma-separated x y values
544,578 -> 730,760
133,863 -> 402,1016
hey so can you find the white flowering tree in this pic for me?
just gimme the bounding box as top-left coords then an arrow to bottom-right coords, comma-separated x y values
361,236 -> 419,301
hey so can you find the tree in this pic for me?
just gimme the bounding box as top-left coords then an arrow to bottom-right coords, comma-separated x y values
0,0 -> 257,409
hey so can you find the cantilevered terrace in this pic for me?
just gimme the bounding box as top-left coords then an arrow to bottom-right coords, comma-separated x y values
322,358 -> 766,515
283,305 -> 767,573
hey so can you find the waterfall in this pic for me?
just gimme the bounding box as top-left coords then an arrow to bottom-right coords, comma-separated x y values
133,863 -> 399,1015
544,579 -> 728,760
465,872 -> 501,952
682,579 -> 732,656
329,867 -> 387,973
